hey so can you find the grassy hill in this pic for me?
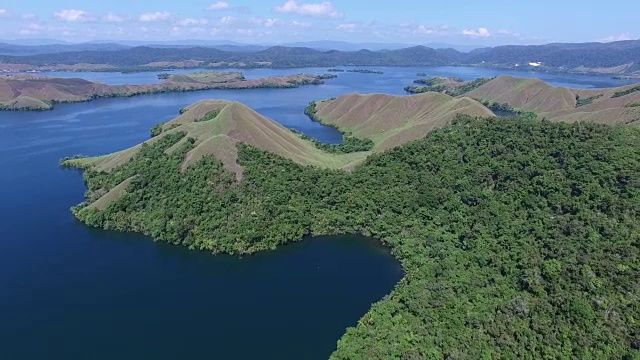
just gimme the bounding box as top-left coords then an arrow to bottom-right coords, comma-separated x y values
465,75 -> 640,125
70,100 -> 368,179
312,92 -> 494,150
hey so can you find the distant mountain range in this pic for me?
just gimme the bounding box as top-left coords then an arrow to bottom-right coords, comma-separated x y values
0,40 -> 638,75
0,39 -> 483,55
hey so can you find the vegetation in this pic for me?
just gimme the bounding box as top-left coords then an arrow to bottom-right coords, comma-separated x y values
303,101 -> 374,153
613,85 -> 640,98
68,115 -> 640,359
294,130 -> 374,154
195,110 -> 220,122
413,77 -> 463,86
317,74 -> 339,79
477,99 -> 538,120
576,94 -> 603,107
150,122 -> 165,137
625,102 -> 640,108
346,69 -> 384,74
405,77 -> 494,96
327,69 -> 345,72
157,73 -> 171,80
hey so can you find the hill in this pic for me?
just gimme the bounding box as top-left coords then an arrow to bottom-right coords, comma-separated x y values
2,39 -> 640,75
312,92 -> 494,150
0,72 -> 328,111
465,75 -> 640,124
71,100 -> 368,183
65,107 -> 640,358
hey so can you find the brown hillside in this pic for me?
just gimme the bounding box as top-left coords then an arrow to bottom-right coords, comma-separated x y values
78,100 -> 367,180
314,92 -> 495,150
466,75 -> 640,124
465,75 -> 577,113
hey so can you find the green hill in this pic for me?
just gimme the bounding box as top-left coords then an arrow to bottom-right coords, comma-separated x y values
65,109 -> 640,358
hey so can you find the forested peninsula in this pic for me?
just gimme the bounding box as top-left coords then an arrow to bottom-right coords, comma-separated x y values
0,72 -> 329,111
63,82 -> 640,358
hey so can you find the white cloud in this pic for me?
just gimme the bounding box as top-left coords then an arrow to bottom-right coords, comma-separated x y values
397,22 -> 450,36
139,12 -> 172,22
600,32 -> 633,42
0,9 -> 10,17
274,1 -> 342,18
264,18 -> 282,27
22,13 -> 38,20
462,27 -> 490,37
497,29 -> 523,37
218,16 -> 236,25
337,23 -> 358,32
20,23 -> 44,35
53,9 -> 95,23
208,2 -> 231,11
19,23 -> 71,36
176,18 -> 209,26
290,20 -> 311,28
103,13 -> 127,23
250,17 -> 284,27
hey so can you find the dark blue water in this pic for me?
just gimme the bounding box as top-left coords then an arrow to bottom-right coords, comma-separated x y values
0,67 -> 636,359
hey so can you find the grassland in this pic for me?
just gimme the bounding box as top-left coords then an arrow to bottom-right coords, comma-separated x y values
463,75 -> 640,124
312,92 -> 494,150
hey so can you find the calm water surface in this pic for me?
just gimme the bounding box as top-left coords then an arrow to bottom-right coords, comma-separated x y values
0,67 -> 636,359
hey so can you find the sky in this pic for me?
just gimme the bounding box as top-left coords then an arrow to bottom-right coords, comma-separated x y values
0,0 -> 637,45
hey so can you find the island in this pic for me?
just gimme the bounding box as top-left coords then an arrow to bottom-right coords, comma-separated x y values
63,75 -> 640,358
346,69 -> 384,74
0,72 -> 330,111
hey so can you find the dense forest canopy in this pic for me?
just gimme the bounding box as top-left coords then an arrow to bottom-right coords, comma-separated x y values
68,115 -> 640,358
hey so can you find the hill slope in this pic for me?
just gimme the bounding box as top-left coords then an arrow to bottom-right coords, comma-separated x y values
466,75 -> 640,124
73,100 -> 368,180
313,92 -> 494,150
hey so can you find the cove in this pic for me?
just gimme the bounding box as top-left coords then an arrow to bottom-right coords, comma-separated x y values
0,232 -> 402,359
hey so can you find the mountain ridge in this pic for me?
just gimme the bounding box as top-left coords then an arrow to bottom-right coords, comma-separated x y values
2,40 -> 639,75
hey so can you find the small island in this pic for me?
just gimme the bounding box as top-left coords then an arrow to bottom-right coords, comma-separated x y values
0,72 -> 332,111
346,69 -> 384,74
404,76 -> 494,96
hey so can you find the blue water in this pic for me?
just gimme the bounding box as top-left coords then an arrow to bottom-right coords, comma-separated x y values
0,67 -> 637,359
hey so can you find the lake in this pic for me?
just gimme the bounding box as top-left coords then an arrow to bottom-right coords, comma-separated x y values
0,66 -> 636,359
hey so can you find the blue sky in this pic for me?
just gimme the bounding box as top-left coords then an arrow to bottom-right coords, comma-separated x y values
0,0 -> 636,44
